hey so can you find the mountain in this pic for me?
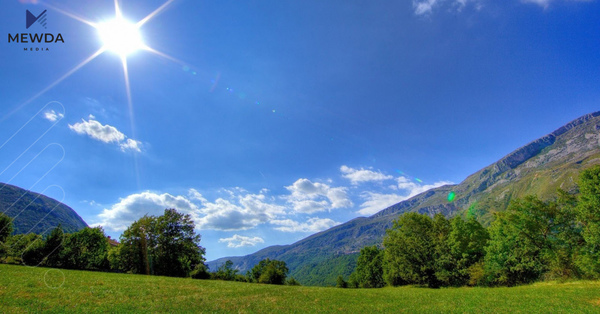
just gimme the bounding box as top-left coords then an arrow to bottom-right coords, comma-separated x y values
0,183 -> 88,235
208,111 -> 600,286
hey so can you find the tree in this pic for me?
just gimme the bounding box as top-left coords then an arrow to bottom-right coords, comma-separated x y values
336,275 -> 347,288
0,213 -> 13,259
348,246 -> 385,288
249,259 -> 288,285
576,165 -> 600,278
153,209 -> 204,277
117,215 -> 156,274
287,277 -> 301,286
61,227 -> 109,270
213,260 -> 238,281
117,209 -> 205,277
0,213 -> 13,243
190,263 -> 211,279
383,212 -> 437,287
436,216 -> 489,286
41,226 -> 65,268
484,195 -> 577,285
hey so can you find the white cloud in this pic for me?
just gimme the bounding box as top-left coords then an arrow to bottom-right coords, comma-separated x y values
413,0 -> 481,15
69,117 -> 142,153
356,177 -> 453,216
95,189 -> 286,232
340,165 -> 393,185
271,217 -> 340,233
119,138 -> 142,153
43,110 -> 64,122
69,118 -> 125,143
396,176 -> 453,198
188,188 -> 207,203
196,192 -> 286,231
218,234 -> 265,248
285,178 -> 352,213
358,192 -> 408,216
94,191 -> 199,231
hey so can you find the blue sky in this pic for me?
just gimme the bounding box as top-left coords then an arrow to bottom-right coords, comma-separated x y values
0,0 -> 599,261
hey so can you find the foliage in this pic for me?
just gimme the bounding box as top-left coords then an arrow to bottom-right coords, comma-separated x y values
436,216 -> 489,286
0,212 -> 13,243
383,213 -> 437,287
336,275 -> 347,288
290,253 -> 357,286
190,263 -> 211,279
212,260 -> 238,281
484,195 -> 579,286
575,165 -> 600,278
348,246 -> 385,288
249,258 -> 289,285
116,209 -> 205,277
287,277 -> 301,286
60,227 -> 109,270
41,226 -> 66,268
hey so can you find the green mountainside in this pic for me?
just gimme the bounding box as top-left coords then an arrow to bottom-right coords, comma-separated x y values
208,111 -> 600,286
0,183 -> 88,235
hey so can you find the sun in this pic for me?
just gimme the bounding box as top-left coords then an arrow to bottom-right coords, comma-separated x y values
97,17 -> 145,57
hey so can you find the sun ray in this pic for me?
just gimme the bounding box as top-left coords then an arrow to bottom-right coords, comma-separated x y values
120,56 -> 141,189
41,1 -> 97,28
137,0 -> 177,28
1,48 -> 105,123
144,46 -> 188,67
114,0 -> 122,19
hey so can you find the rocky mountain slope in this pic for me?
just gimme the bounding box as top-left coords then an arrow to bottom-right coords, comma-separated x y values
208,111 -> 600,286
0,183 -> 88,235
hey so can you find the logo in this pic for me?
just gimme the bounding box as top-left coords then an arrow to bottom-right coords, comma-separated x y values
26,10 -> 47,29
7,9 -> 64,52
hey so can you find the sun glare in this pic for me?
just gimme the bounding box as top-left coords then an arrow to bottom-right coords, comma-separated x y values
97,18 -> 145,57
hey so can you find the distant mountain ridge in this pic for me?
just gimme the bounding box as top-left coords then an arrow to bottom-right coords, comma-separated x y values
208,111 -> 600,286
0,183 -> 88,235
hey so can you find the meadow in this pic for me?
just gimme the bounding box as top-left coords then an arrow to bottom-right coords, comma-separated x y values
1,264 -> 600,313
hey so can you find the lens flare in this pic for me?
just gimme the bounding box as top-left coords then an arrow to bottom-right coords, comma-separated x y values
447,191 -> 456,202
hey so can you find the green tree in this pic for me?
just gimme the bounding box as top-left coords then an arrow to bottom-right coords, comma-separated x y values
0,213 -> 13,243
61,227 -> 109,270
484,195 -> 577,286
117,209 -> 205,277
348,245 -> 385,288
249,258 -> 288,285
190,263 -> 211,279
576,165 -> 600,278
41,226 -> 65,268
336,275 -> 347,288
436,216 -> 489,286
286,277 -> 301,286
383,212 -> 437,287
213,260 -> 238,281
153,209 -> 204,277
0,213 -> 13,259
118,215 -> 156,274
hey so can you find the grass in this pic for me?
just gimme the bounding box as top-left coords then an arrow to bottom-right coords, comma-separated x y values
1,264 -> 600,313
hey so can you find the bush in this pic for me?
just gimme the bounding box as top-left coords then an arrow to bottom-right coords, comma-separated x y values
336,275 -> 347,288
287,277 -> 301,286
190,263 -> 210,279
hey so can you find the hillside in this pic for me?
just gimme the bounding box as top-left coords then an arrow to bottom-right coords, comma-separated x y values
208,111 -> 600,286
0,183 -> 87,235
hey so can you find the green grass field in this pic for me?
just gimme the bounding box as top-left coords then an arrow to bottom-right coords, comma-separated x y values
1,264 -> 599,313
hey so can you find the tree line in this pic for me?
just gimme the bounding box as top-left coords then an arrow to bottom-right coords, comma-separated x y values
340,165 -> 600,288
0,208 -> 292,285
